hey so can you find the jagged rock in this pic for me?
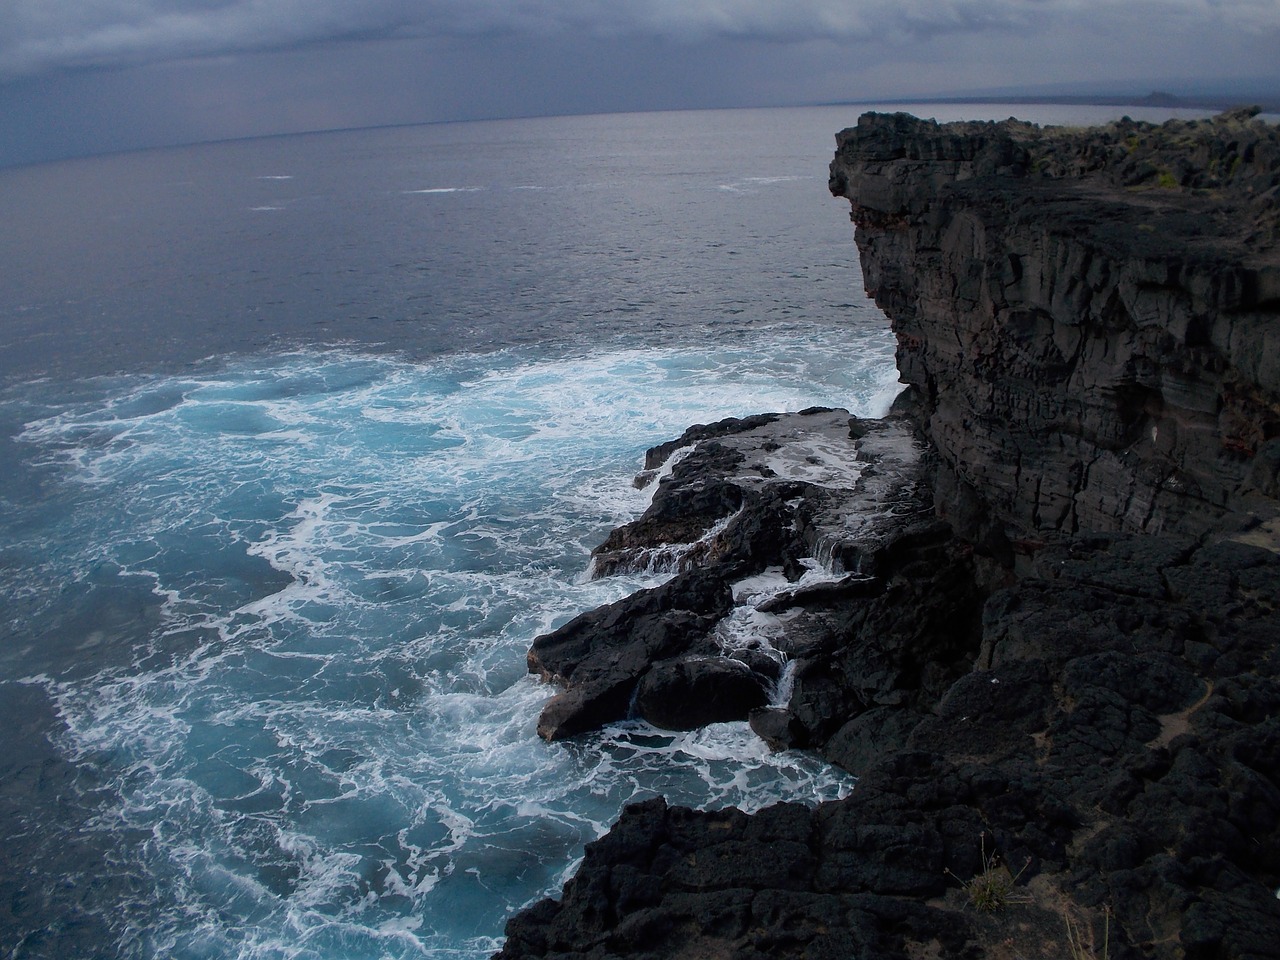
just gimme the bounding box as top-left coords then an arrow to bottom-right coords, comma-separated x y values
829,110 -> 1280,547
640,412 -> 785,474
529,569 -> 733,740
502,111 -> 1280,960
633,658 -> 769,730
763,514 -> 986,753
497,795 -> 979,960
504,534 -> 1280,960
591,408 -> 920,579
527,412 -> 929,740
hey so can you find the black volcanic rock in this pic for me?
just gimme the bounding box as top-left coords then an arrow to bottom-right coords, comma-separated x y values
829,109 -> 1280,549
633,658 -> 769,730
500,111 -> 1280,959
504,534 -> 1280,960
528,568 -> 734,740
527,411 -> 929,741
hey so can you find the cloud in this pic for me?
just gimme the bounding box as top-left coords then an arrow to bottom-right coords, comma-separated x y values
4,0 -> 1276,80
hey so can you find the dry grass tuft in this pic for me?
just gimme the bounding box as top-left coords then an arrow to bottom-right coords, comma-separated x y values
946,833 -> 1031,912
1065,908 -> 1110,960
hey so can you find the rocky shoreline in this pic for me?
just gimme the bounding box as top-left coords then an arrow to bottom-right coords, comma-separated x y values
495,110 -> 1280,959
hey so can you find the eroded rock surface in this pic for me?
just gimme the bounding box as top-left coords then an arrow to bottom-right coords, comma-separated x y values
500,111 -> 1280,959
528,409 -> 927,740
504,533 -> 1280,960
829,108 -> 1280,549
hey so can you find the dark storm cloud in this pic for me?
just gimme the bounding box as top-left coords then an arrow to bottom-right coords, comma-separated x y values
6,1 -> 1274,80
3,1 -> 1278,168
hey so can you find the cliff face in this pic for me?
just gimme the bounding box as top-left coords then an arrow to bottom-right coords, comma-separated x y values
496,113 -> 1280,960
829,109 -> 1280,550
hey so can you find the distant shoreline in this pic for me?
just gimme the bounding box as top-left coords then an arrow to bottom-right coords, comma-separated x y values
819,91 -> 1280,115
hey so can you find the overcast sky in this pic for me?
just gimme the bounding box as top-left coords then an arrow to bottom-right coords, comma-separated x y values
2,0 -> 1278,167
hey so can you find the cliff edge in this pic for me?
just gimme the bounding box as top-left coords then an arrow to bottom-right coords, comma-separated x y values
829,109 -> 1280,553
495,113 -> 1280,959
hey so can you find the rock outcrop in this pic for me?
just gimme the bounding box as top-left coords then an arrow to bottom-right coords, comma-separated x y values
527,408 -> 929,741
502,528 -> 1280,960
828,108 -> 1280,552
497,110 -> 1280,960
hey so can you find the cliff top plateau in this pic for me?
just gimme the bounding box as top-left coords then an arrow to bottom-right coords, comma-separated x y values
831,106 -> 1279,263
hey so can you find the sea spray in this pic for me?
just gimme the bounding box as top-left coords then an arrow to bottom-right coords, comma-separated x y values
6,331 -> 893,958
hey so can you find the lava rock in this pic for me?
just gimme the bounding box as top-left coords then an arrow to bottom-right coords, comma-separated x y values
504,111 -> 1280,959
632,658 -> 770,730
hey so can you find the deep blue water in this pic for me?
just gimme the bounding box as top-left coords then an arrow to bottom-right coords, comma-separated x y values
0,103 -> 1216,959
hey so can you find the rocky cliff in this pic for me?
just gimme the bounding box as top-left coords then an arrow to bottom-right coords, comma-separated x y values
828,108 -> 1280,553
495,111 -> 1280,960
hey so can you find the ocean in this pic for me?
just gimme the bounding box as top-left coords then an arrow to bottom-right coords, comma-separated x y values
0,102 -> 1214,959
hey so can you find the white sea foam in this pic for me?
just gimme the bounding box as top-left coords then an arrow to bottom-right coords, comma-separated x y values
589,507 -> 742,578
8,332 -> 889,958
716,174 -> 809,193
403,187 -> 484,194
715,561 -> 857,705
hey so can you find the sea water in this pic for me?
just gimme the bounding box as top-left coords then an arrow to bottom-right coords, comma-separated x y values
0,103 -> 1214,959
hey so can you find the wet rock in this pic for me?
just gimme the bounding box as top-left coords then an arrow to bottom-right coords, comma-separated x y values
747,706 -> 808,750
504,111 -> 1280,959
591,408 -> 920,578
528,411 -> 930,740
529,569 -> 733,740
632,657 -> 770,730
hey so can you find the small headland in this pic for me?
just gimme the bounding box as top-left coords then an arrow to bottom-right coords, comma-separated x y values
495,109 -> 1280,959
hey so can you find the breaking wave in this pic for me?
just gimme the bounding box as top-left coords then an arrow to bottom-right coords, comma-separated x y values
6,327 -> 896,958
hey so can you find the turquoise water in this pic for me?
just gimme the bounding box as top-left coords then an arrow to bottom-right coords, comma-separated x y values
4,333 -> 897,958
0,101 -> 1208,959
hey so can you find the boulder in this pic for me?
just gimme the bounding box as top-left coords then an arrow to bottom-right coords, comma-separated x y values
632,658 -> 770,730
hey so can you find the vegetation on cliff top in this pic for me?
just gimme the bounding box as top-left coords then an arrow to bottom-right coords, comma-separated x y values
1029,106 -> 1279,244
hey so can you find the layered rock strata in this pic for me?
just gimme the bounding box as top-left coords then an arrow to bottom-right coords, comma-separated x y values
828,108 -> 1280,551
497,111 -> 1280,959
